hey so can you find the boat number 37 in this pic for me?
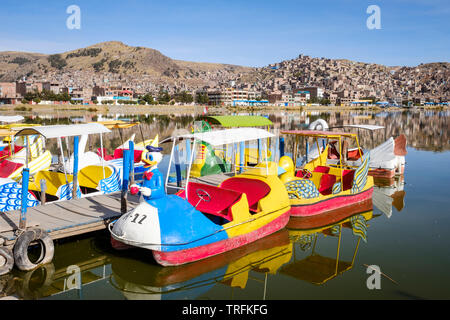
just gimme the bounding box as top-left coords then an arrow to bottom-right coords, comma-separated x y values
128,213 -> 147,225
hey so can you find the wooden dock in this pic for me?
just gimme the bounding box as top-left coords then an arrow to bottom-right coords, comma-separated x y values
0,192 -> 140,249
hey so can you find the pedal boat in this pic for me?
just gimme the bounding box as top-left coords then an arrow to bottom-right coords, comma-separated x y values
0,126 -> 52,181
11,123 -> 121,202
279,130 -> 374,217
110,128 -> 291,266
310,123 -> 407,179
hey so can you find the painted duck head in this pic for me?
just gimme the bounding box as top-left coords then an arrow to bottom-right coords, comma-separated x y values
142,135 -> 163,168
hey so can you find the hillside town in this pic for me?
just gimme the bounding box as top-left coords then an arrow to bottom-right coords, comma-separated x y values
0,50 -> 448,108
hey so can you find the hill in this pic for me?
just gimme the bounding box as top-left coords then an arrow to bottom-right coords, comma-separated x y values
0,41 -> 252,86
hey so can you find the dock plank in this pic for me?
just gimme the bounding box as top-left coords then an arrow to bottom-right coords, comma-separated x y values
0,192 -> 140,243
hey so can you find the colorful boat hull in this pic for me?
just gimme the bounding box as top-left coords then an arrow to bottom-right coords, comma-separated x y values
152,209 -> 290,266
287,198 -> 373,229
280,148 -> 374,218
110,162 -> 291,267
289,187 -> 373,217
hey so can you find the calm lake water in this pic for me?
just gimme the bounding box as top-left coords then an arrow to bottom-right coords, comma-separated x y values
1,110 -> 449,300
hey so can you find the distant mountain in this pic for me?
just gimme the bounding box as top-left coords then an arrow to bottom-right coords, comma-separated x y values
0,41 -> 252,83
0,42 -> 448,101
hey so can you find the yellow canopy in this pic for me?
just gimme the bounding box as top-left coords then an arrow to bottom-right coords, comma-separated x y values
0,128 -> 17,138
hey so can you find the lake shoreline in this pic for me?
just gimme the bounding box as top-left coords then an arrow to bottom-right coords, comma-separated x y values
0,103 -> 446,117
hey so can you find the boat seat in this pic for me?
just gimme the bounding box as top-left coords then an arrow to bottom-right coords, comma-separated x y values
113,149 -> 144,163
328,141 -> 340,159
314,166 -> 330,173
347,149 -> 363,161
220,177 -> 271,211
342,169 -> 355,191
187,182 -> 242,221
0,160 -> 23,178
295,165 -> 329,178
78,165 -> 113,190
97,148 -> 115,161
319,174 -> 337,195
29,171 -> 74,196
0,145 -> 24,160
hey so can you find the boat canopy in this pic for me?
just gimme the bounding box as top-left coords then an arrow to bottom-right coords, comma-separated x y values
0,116 -> 25,123
15,123 -> 111,139
0,128 -> 17,137
180,128 -> 274,146
334,124 -> 385,131
95,120 -> 141,130
281,130 -> 358,139
203,115 -> 273,128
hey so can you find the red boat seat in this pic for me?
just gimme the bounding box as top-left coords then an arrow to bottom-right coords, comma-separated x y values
220,177 -> 271,211
342,169 -> 355,191
347,149 -> 363,161
319,174 -> 336,195
97,148 -> 115,161
0,145 -> 24,160
0,160 -> 24,178
113,149 -> 144,163
314,166 -> 330,173
187,182 -> 242,221
328,141 -> 340,159
296,166 -> 329,178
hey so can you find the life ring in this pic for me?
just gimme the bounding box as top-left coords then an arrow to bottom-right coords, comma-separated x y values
0,247 -> 14,276
308,119 -> 329,131
13,229 -> 54,272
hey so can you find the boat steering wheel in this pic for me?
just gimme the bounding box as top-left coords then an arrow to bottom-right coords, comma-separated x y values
302,168 -> 313,179
196,188 -> 211,203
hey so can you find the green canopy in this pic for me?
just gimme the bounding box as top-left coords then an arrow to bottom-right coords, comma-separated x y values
203,116 -> 273,128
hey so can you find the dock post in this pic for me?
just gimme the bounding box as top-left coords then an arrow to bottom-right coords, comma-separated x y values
129,141 -> 135,186
19,168 -> 30,231
279,138 -> 285,158
40,179 -> 47,205
239,141 -> 245,173
121,149 -> 131,214
72,136 -> 79,199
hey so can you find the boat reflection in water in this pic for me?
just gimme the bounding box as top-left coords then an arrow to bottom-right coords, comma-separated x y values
110,229 -> 293,300
280,200 -> 376,285
373,175 -> 406,218
1,202 -> 386,300
0,235 -> 112,300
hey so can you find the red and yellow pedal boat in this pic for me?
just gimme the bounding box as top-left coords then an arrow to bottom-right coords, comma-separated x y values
110,128 -> 291,266
278,130 -> 374,217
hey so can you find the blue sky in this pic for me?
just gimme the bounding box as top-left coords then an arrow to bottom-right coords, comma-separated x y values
0,0 -> 448,67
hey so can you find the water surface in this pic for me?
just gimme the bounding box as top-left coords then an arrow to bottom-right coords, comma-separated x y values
0,110 -> 448,300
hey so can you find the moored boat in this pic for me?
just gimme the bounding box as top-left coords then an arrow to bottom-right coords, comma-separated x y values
278,130 -> 374,217
315,122 -> 407,179
109,128 -> 291,266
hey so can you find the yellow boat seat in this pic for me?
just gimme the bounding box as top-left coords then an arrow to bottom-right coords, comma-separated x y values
78,165 -> 113,190
29,171 -> 74,196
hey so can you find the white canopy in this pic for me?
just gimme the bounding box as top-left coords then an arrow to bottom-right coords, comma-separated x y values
15,123 -> 111,139
180,128 -> 274,146
0,115 -> 25,123
342,124 -> 385,131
